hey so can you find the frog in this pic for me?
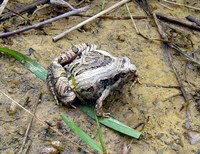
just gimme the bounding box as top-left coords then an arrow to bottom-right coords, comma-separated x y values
47,43 -> 137,117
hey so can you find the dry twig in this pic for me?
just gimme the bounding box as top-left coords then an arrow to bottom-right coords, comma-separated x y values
18,93 -> 42,154
169,43 -> 200,66
5,7 -> 31,24
125,3 -> 139,34
162,0 -> 200,11
157,1 -> 173,10
22,140 -> 32,154
73,14 -> 147,20
145,83 -> 180,89
0,0 -> 49,20
156,13 -> 200,31
186,15 -> 200,26
0,5 -> 90,38
126,4 -> 168,42
0,0 -> 9,16
50,0 -> 75,10
53,0 -> 131,41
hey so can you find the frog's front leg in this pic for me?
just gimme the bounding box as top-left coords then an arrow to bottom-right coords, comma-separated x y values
47,61 -> 76,106
95,88 -> 111,117
95,78 -> 122,117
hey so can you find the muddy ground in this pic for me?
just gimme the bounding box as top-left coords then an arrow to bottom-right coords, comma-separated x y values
0,0 -> 200,153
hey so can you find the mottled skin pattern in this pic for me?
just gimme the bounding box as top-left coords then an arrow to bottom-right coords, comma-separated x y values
47,43 -> 137,117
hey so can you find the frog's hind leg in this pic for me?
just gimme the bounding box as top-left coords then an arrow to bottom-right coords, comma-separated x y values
47,69 -> 60,105
47,61 -> 76,106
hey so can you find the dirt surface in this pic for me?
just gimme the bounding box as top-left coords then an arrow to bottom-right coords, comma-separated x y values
0,0 -> 200,153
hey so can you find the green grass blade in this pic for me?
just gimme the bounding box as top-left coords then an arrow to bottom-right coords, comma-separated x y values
79,105 -> 141,139
0,47 -> 48,81
60,114 -> 103,152
95,115 -> 106,153
0,47 -> 141,139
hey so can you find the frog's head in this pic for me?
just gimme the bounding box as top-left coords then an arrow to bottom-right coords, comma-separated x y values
117,57 -> 137,83
119,57 -> 136,75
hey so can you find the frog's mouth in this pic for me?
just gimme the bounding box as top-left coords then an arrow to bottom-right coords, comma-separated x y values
131,73 -> 138,82
130,71 -> 139,87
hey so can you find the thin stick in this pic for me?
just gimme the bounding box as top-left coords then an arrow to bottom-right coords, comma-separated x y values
0,0 -> 9,16
18,93 -> 42,154
125,3 -> 153,40
167,53 -> 189,102
156,13 -> 200,31
186,15 -> 200,26
73,14 -> 148,20
153,13 -> 167,39
125,3 -> 139,33
125,4 -> 167,42
162,93 -> 182,102
50,0 -> 75,10
0,5 -> 90,38
53,0 -> 131,41
0,90 -> 91,153
23,140 -> 32,154
158,1 -> 173,10
5,7 -> 31,24
0,0 -> 49,20
76,0 -> 85,7
144,83 -> 180,89
168,43 -> 200,66
163,0 -> 200,11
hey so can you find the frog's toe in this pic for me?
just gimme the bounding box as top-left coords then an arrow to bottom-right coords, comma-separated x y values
96,110 -> 110,118
102,112 -> 110,118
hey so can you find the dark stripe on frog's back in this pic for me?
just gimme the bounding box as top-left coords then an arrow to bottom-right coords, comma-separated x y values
75,57 -> 122,92
77,73 -> 121,100
71,50 -> 112,76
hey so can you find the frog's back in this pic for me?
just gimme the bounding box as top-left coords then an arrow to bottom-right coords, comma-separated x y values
68,49 -> 121,99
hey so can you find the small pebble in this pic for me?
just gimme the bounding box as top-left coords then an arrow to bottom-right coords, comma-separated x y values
40,147 -> 58,154
7,88 -> 17,94
8,102 -> 18,115
185,131 -> 200,145
51,140 -> 64,151
10,79 -> 21,86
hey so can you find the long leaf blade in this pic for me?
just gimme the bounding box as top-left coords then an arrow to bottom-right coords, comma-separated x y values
0,47 -> 48,81
79,105 -> 141,139
95,115 -> 106,153
60,114 -> 103,152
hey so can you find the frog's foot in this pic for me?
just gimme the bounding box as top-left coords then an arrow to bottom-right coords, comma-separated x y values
96,107 -> 110,118
101,112 -> 110,118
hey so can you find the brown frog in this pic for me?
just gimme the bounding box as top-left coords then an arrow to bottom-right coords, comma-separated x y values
47,43 -> 137,117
